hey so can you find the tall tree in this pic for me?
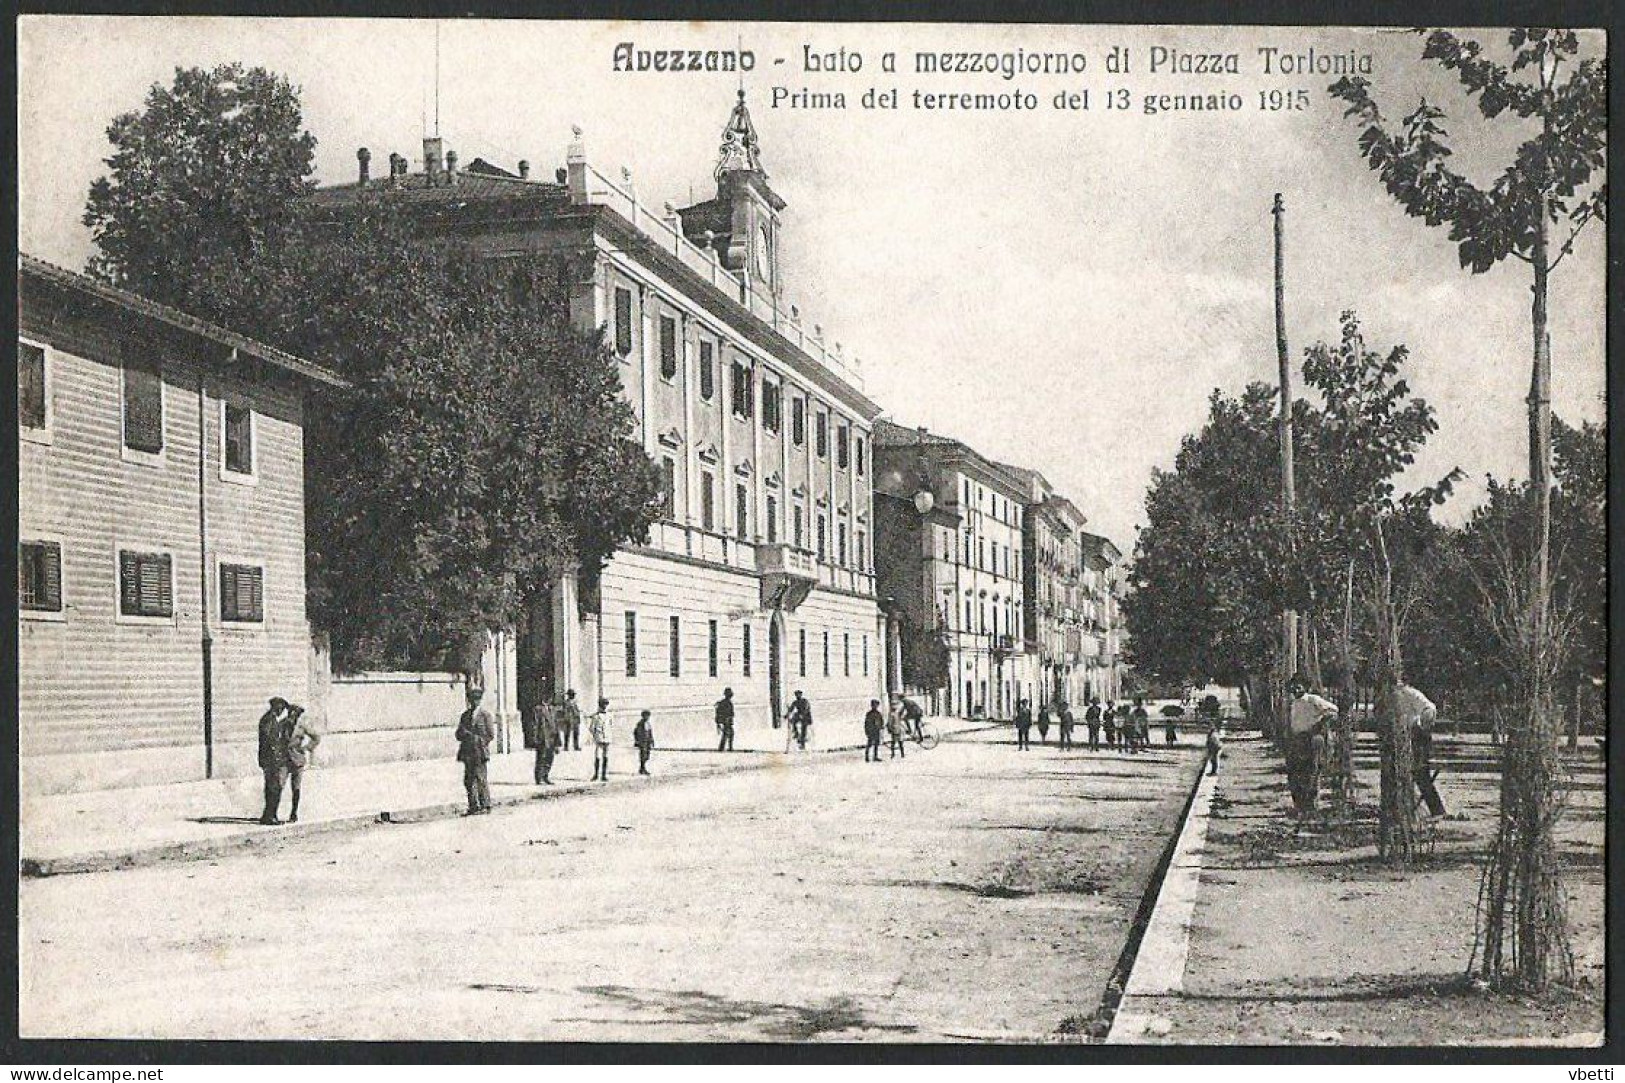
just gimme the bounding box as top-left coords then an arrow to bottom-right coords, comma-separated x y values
1331,27 -> 1604,991
1298,312 -> 1457,859
84,63 -> 317,312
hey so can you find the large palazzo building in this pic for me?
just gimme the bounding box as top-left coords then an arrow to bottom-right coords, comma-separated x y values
308,95 -> 887,746
872,421 -> 1038,719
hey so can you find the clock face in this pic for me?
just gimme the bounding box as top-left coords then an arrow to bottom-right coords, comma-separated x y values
755,224 -> 771,278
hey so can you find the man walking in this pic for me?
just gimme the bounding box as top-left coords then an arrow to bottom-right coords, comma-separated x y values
1130,699 -> 1150,754
715,687 -> 736,752
281,704 -> 320,823
899,696 -> 925,742
1058,701 -> 1076,750
1399,683 -> 1447,816
1035,703 -> 1052,744
559,689 -> 583,752
864,699 -> 886,762
257,697 -> 290,825
787,690 -> 813,750
590,698 -> 613,782
533,697 -> 560,785
1085,699 -> 1102,751
633,708 -> 655,776
1013,699 -> 1033,751
455,687 -> 496,815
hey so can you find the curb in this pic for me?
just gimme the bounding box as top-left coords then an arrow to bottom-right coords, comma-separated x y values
1084,749 -> 1210,1042
21,721 -> 999,879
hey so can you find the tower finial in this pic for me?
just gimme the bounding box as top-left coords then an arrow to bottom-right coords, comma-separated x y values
715,89 -> 763,181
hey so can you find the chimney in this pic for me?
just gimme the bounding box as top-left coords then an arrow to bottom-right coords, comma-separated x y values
518,160 -> 530,180
357,147 -> 371,186
388,153 -> 405,188
555,167 -> 567,184
444,150 -> 458,185
423,136 -> 444,183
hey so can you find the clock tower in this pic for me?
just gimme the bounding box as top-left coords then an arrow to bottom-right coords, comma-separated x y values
678,91 -> 787,303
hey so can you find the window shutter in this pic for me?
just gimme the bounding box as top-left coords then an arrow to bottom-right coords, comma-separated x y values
123,359 -> 164,453
42,542 -> 62,610
19,342 -> 46,429
119,551 -> 141,615
614,289 -> 633,356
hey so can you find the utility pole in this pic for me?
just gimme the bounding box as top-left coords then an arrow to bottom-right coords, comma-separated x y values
1273,193 -> 1298,708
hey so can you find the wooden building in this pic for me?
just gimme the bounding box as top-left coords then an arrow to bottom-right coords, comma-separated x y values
17,255 -> 345,794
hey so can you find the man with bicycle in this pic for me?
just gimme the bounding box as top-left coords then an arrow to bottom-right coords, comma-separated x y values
898,696 -> 925,742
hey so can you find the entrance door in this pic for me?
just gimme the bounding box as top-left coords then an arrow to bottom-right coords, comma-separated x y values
516,585 -> 558,726
768,614 -> 784,728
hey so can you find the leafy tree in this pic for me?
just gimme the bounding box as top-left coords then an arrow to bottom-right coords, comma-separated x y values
84,64 -> 316,312
1123,384 -> 1313,729
1331,29 -> 1604,989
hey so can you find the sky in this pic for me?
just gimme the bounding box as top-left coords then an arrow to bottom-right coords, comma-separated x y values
17,18 -> 1607,548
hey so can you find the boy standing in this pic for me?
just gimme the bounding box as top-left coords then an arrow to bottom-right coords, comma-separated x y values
633,709 -> 655,776
590,698 -> 613,782
864,700 -> 885,762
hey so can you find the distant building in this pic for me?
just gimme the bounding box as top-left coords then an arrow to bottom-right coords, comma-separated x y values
17,255 -> 346,794
999,464 -> 1094,708
1080,531 -> 1125,703
306,95 -> 887,743
873,421 -> 1037,718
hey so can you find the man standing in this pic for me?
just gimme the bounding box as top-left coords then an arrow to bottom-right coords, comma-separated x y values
1085,699 -> 1102,751
257,697 -> 290,825
1057,701 -> 1076,750
559,689 -> 583,752
590,698 -> 613,782
455,687 -> 497,815
1013,699 -> 1033,751
1287,676 -> 1338,815
1205,720 -> 1223,776
1035,703 -> 1052,744
281,704 -> 320,824
1130,699 -> 1150,754
533,697 -> 560,785
715,687 -> 736,752
1398,683 -> 1447,816
787,690 -> 813,750
864,699 -> 885,762
887,704 -> 908,760
633,709 -> 655,776
1103,701 -> 1119,750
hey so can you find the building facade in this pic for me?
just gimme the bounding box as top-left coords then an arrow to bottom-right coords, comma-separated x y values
1002,465 -> 1095,709
308,96 -> 887,747
872,421 -> 1037,719
17,256 -> 345,795
1082,532 -> 1127,702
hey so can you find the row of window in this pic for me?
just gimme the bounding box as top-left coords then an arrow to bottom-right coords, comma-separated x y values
20,338 -> 259,478
18,540 -> 265,624
623,612 -> 870,681
658,458 -> 871,570
616,288 -> 867,473
937,525 -> 1021,582
962,476 -> 1022,529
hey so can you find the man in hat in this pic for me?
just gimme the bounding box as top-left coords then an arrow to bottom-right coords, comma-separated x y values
532,697 -> 560,785
257,697 -> 291,825
1399,683 -> 1447,816
863,699 -> 886,762
1286,675 -> 1338,815
590,698 -> 614,782
455,687 -> 497,815
559,689 -> 583,752
787,690 -> 813,750
715,687 -> 736,752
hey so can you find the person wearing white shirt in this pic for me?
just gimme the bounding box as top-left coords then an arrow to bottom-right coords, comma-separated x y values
1398,683 -> 1447,816
1286,677 -> 1337,814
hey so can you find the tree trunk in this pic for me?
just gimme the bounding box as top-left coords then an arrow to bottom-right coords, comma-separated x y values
1566,680 -> 1581,752
1478,177 -> 1572,992
1335,559 -> 1357,812
1373,523 -> 1415,865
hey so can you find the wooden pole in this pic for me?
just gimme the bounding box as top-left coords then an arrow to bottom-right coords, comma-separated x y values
1274,193 -> 1299,717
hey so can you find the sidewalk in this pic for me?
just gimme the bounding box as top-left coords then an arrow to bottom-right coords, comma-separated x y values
21,717 -> 994,878
1109,734 -> 1605,1046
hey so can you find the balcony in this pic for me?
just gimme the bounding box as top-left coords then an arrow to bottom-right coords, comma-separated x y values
758,542 -> 819,611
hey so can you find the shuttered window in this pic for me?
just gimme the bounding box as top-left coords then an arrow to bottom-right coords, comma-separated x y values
224,402 -> 254,475
699,341 -> 715,400
791,398 -> 805,446
762,381 -> 782,433
122,357 -> 164,454
669,615 -> 682,677
815,412 -> 828,458
614,287 -> 633,357
118,549 -> 173,618
19,341 -> 46,430
837,423 -> 850,469
660,456 -> 677,519
220,562 -> 264,623
765,496 -> 778,544
731,361 -> 753,419
708,619 -> 719,677
624,611 -> 638,676
735,483 -> 749,541
701,473 -> 716,531
659,316 -> 677,379
19,541 -> 62,612
742,624 -> 752,677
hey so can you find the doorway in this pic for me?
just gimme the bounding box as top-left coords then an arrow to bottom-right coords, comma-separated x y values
515,584 -> 558,727
768,611 -> 785,728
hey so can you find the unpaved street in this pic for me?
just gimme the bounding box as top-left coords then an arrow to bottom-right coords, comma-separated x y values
21,730 -> 1201,1042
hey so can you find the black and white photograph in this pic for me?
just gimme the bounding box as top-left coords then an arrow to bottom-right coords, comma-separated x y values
10,12 -> 1612,1055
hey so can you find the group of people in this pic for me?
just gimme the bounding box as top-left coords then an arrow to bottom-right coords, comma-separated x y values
862,696 -> 925,761
1283,675 -> 1447,818
256,697 -> 321,825
519,689 -> 656,800
1011,696 -> 1158,753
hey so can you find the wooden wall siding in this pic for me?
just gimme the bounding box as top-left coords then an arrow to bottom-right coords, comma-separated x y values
18,291 -> 311,777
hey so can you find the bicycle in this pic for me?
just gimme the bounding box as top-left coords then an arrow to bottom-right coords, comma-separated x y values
911,717 -> 940,751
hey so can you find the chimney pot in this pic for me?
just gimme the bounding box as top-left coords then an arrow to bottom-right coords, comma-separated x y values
423,136 -> 444,182
357,147 -> 371,185
445,150 -> 458,185
518,160 -> 531,180
555,167 -> 567,184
